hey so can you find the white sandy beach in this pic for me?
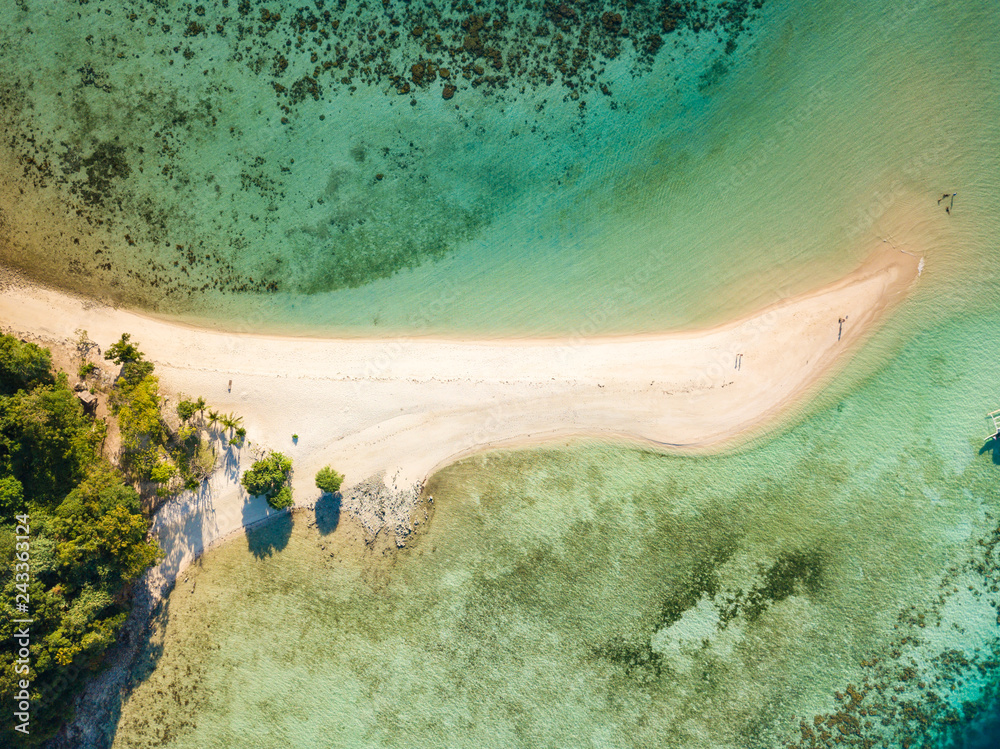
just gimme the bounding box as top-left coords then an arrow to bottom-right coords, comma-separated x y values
0,242 -> 920,584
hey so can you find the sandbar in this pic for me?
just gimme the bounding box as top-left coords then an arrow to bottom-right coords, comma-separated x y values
0,241 -> 920,584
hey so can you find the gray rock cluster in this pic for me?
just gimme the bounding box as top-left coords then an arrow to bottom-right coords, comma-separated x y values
339,471 -> 423,547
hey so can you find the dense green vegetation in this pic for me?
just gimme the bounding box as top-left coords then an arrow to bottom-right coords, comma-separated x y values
77,361 -> 98,380
242,453 -> 294,510
104,334 -> 224,493
103,332 -> 144,366
176,397 -> 199,424
0,331 -> 256,743
0,335 -> 161,747
0,337 -> 53,396
315,466 -> 345,495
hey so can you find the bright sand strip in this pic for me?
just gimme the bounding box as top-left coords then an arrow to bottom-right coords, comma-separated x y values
0,242 -> 919,585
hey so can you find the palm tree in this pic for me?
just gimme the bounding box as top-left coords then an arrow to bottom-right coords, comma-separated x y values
228,426 -> 247,448
207,409 -> 220,430
195,396 -> 207,419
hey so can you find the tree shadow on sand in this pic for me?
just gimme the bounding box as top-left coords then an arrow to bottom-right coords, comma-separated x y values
242,499 -> 293,558
315,491 -> 341,535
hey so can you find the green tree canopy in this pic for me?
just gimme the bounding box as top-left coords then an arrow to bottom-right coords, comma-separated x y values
269,484 -> 294,510
117,360 -> 155,392
177,398 -> 199,422
241,452 -> 293,509
53,465 -> 161,592
0,334 -> 160,747
0,336 -> 53,395
150,461 -> 178,485
0,475 -> 24,515
114,374 -> 165,480
0,376 -> 104,504
315,466 -> 345,494
104,333 -> 144,365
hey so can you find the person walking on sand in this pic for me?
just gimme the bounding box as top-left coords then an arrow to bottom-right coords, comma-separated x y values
838,316 -> 849,341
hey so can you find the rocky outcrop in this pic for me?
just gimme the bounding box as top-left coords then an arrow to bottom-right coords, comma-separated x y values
340,472 -> 424,547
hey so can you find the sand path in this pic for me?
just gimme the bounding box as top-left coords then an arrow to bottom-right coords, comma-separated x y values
0,243 -> 919,582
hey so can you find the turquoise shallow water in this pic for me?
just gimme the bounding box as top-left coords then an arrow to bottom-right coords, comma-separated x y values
0,0 -> 776,336
2,0 -> 1000,747
110,301 -> 1000,748
1,0 -> 993,336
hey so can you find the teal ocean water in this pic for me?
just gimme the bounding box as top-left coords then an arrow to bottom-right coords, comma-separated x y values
1,0 -> 992,337
114,289 -> 1000,748
1,0 -> 999,747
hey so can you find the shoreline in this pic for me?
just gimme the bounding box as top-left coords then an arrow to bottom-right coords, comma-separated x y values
4,241 -> 921,749
1,239 -> 921,583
